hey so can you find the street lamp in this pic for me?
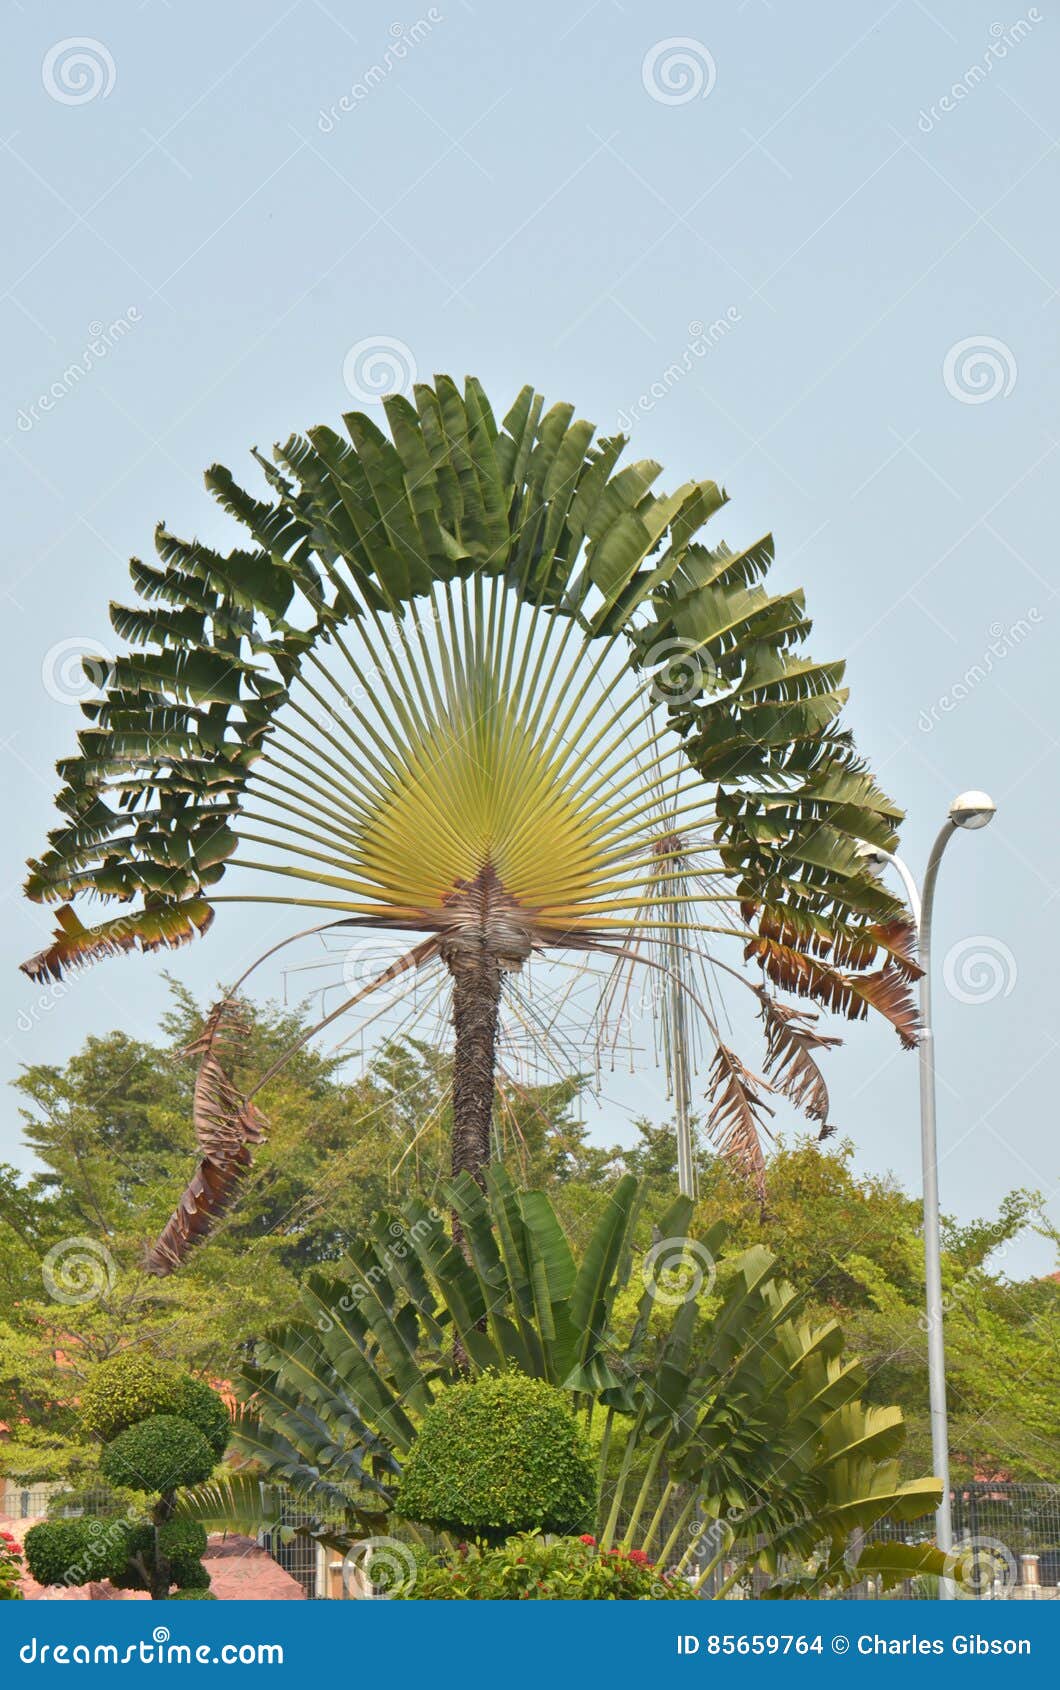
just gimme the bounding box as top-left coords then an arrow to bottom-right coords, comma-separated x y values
857,790 -> 996,1595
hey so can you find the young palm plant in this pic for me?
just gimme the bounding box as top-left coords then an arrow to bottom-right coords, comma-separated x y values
23,376 -> 916,1269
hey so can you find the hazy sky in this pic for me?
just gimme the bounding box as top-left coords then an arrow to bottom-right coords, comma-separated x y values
2,1 -> 1057,1278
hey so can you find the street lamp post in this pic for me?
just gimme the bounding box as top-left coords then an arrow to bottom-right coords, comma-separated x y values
858,790 -> 996,1596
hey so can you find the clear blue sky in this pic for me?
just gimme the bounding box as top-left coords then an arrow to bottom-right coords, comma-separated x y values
2,1 -> 1057,1277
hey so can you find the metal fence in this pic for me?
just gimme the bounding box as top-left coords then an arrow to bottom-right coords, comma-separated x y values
605,1482 -> 1060,1601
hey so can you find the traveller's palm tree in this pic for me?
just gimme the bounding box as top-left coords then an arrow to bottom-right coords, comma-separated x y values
23,376 -> 916,1269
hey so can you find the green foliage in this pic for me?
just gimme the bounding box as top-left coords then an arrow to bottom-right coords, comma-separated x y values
169,1589 -> 217,1600
158,1519 -> 207,1560
22,1519 -> 129,1589
169,1378 -> 230,1459
100,1415 -> 216,1495
396,1533 -> 694,1600
2,1005 -> 1055,1492
228,1170 -> 945,1590
0,997 -> 581,1484
172,1559 -> 211,1592
396,1373 -> 596,1540
80,1353 -> 186,1443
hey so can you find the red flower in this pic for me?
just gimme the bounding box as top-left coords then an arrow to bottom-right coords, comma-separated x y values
627,1549 -> 652,1567
578,1535 -> 596,1546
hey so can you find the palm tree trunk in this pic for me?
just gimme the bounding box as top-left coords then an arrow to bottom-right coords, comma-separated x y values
448,948 -> 502,1186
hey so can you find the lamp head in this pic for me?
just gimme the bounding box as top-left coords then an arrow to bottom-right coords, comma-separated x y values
855,841 -> 891,872
949,790 -> 996,831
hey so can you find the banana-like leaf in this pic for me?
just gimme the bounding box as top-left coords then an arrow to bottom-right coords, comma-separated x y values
222,1175 -> 942,1596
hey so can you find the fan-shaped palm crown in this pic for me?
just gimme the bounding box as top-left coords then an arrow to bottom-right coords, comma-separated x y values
23,376 -> 916,1268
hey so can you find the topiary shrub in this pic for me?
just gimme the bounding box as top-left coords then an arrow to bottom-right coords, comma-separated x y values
100,1415 -> 216,1495
172,1559 -> 212,1592
158,1520 -> 208,1561
395,1372 -> 596,1541
73,1356 -> 226,1598
22,1519 -> 130,1591
171,1376 -> 231,1458
80,1354 -> 230,1456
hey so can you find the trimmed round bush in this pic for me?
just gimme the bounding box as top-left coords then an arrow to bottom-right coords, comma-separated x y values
172,1559 -> 212,1592
172,1377 -> 230,1458
100,1414 -> 216,1495
80,1354 -> 229,1454
159,1520 -> 208,1561
395,1372 -> 597,1540
80,1354 -> 182,1441
23,1519 -> 129,1589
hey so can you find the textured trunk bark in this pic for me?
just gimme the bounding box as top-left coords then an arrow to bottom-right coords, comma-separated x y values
448,948 -> 502,1186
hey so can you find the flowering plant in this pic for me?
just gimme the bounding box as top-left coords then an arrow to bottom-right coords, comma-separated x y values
393,1532 -> 694,1600
0,1529 -> 25,1600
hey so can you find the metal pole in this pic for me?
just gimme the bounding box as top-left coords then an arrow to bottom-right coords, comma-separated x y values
917,820 -> 958,1592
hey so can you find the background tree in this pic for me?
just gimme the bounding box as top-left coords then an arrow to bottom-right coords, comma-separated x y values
3,1004 -> 1054,1487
